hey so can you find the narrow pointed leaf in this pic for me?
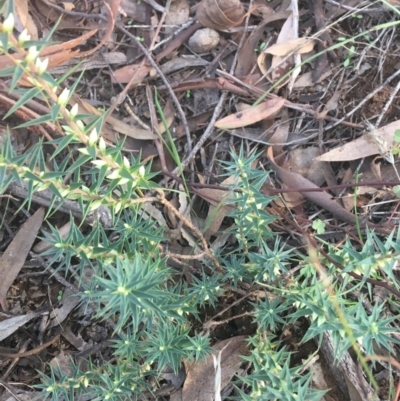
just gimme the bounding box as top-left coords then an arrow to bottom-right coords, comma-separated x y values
9,65 -> 25,92
4,87 -> 41,118
15,114 -> 53,128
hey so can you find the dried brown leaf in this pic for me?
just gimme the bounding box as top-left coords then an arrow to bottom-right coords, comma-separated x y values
63,2 -> 75,11
293,69 -> 332,89
267,147 -> 359,225
182,336 -> 249,401
264,38 -> 315,57
315,120 -> 400,162
281,147 -> 325,186
197,176 -> 236,240
214,97 -> 285,129
0,207 -> 45,311
196,0 -> 245,30
121,0 -> 148,22
15,0 -> 38,39
72,95 -> 174,141
112,63 -> 150,85
258,11 -> 308,86
314,90 -> 341,120
0,30 -> 98,73
0,311 -> 43,341
235,11 -> 291,77
268,107 -> 289,154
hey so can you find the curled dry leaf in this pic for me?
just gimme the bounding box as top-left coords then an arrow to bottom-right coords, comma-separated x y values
258,13 -> 314,86
214,96 -> 285,129
196,0 -> 245,31
235,10 -> 291,77
315,120 -> 400,162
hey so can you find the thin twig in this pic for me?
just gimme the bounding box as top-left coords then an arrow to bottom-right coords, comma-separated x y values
173,0 -> 254,172
326,68 -> 400,130
155,189 -> 222,270
116,24 -> 192,153
215,69 -> 364,129
149,0 -> 172,51
325,0 -> 396,13
376,79 -> 400,127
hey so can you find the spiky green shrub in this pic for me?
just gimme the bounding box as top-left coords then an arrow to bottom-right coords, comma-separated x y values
1,2 -> 400,400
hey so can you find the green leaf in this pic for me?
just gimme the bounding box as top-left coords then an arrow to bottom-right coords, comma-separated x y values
0,32 -> 8,51
66,154 -> 91,173
56,59 -> 84,86
48,134 -> 77,159
394,129 -> 400,142
50,104 -> 61,122
23,40 -> 57,49
9,64 -> 25,92
312,219 -> 326,234
0,66 -> 15,77
23,170 -> 44,183
393,185 -> 400,198
39,71 -> 58,87
15,113 -> 53,129
4,87 -> 40,118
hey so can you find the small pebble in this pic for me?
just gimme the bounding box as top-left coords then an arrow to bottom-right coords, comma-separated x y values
188,28 -> 220,53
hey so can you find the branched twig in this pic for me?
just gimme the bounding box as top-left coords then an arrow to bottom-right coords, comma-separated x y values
155,189 -> 222,271
116,24 -> 192,153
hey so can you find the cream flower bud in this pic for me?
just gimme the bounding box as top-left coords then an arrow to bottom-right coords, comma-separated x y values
57,88 -> 70,106
35,57 -> 48,75
88,128 -> 99,146
2,13 -> 14,33
25,45 -> 39,62
69,103 -> 79,118
18,29 -> 31,46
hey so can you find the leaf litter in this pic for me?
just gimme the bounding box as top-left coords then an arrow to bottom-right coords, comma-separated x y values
2,0 -> 400,399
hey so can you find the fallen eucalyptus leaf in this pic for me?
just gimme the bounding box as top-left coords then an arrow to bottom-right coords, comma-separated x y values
215,97 -> 285,129
0,207 -> 45,311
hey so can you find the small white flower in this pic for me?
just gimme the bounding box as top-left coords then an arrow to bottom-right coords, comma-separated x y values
35,57 -> 48,75
69,103 -> 79,118
76,120 -> 85,131
18,29 -> 31,46
2,13 -> 14,33
91,160 -> 108,167
88,128 -> 99,146
57,88 -> 70,106
138,165 -> 145,177
123,156 -> 130,168
98,137 -> 106,152
25,45 -> 39,62
107,169 -> 121,180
